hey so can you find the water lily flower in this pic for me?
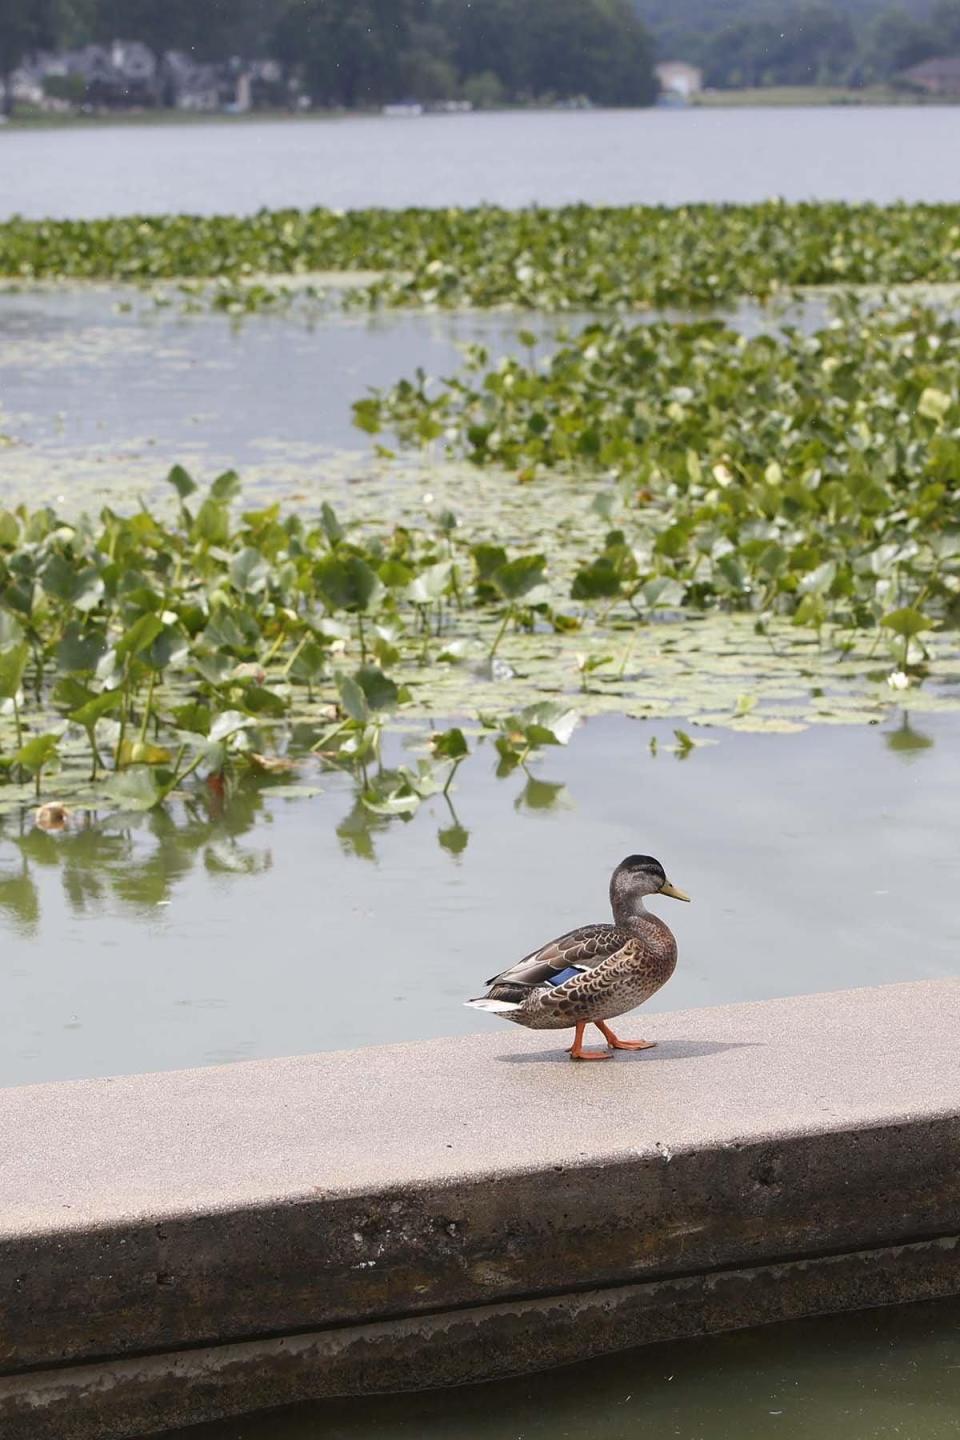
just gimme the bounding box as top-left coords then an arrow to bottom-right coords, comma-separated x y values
887,670 -> 910,690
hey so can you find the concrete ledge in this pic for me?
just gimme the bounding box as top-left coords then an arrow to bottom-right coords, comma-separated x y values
2,979 -> 960,1437
4,1234 -> 960,1440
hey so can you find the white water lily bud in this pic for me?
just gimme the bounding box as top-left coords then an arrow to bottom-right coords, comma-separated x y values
887,670 -> 910,691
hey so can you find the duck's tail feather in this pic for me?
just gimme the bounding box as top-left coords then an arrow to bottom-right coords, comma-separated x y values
464,997 -> 520,1013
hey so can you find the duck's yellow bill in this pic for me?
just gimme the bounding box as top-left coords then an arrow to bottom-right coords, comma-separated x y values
660,880 -> 691,902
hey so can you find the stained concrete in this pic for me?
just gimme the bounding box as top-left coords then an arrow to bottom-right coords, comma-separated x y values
2,979 -> 960,1436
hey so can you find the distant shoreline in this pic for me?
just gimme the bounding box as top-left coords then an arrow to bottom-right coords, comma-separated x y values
693,84 -> 957,107
3,87 -> 958,132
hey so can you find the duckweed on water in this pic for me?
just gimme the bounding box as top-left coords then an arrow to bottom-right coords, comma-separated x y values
2,202 -> 960,309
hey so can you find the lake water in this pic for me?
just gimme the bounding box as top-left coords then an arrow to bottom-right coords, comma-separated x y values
2,286 -> 958,1089
3,712 -> 957,1088
4,274 -> 960,1436
165,1295 -> 960,1440
2,107 -> 959,220
0,285 -> 829,508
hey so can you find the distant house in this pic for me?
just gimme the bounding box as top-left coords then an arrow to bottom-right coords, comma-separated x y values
7,41 -> 283,115
63,45 -> 117,101
900,56 -> 960,95
56,42 -> 159,106
655,61 -> 703,100
8,55 -> 54,107
161,52 -> 226,111
109,41 -> 158,102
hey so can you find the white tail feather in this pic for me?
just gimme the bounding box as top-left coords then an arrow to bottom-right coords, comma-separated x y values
464,998 -> 519,1013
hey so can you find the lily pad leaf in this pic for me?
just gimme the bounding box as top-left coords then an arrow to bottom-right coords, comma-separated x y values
335,672 -> 368,724
431,726 -> 469,761
210,469 -> 242,503
116,613 -> 165,661
57,624 -> 108,674
105,766 -> 163,812
14,733 -> 61,775
881,607 -> 932,638
69,690 -> 122,730
166,464 -> 197,500
0,643 -> 28,701
354,665 -> 399,712
315,554 -> 382,613
493,554 -> 547,602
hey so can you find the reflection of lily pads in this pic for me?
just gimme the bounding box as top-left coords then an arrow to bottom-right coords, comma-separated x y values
885,718 -> 935,758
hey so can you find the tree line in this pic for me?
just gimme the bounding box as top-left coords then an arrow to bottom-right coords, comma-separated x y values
0,0 -> 658,110
635,0 -> 960,88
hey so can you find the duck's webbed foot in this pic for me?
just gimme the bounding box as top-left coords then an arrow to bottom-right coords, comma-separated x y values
567,1021 -> 613,1061
595,1020 -> 657,1051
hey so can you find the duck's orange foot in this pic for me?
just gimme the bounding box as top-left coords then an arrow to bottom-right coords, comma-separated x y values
567,1022 -> 614,1061
595,1021 -> 657,1051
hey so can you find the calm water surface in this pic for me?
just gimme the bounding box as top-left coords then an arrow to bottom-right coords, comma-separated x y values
0,286 -> 835,506
2,108 -> 959,220
2,713 -> 956,1088
163,1296 -> 960,1440
0,293 -> 580,499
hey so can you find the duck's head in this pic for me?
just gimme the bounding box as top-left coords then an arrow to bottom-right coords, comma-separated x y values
610,854 -> 690,919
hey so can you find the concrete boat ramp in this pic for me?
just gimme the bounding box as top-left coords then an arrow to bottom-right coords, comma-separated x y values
2,979 -> 959,1438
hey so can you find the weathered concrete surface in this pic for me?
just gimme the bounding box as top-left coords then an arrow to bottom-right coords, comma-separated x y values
3,1235 -> 959,1440
2,979 -> 960,1436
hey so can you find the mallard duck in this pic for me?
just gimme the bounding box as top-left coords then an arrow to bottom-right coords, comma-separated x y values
466,855 -> 690,1060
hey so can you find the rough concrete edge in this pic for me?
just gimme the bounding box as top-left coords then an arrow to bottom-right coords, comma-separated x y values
11,1098 -> 960,1245
6,1109 -> 960,1376
3,1233 -> 959,1440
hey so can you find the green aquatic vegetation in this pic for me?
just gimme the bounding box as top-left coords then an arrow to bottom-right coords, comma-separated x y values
362,298 -> 960,644
0,471 -> 585,818
2,202 -> 960,310
2,450 -> 960,825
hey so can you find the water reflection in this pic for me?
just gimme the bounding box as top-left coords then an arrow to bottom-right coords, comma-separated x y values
1,714 -> 956,1090
0,711 -> 944,934
0,782 -> 273,935
0,747 -> 587,929
884,713 -> 935,761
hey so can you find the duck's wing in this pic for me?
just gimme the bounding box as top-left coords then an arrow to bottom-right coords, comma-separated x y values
485,924 -> 628,989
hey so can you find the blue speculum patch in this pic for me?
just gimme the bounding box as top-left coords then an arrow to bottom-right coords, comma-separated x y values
545,966 -> 584,987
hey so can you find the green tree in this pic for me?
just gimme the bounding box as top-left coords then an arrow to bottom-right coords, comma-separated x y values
441,0 -> 655,105
439,0 -> 525,97
92,0 -> 272,60
272,0 -> 419,107
772,4 -> 857,83
704,18 -> 782,87
0,0 -> 81,114
521,0 -> 656,104
397,18 -> 458,99
932,0 -> 960,49
865,6 -> 936,80
462,69 -> 506,108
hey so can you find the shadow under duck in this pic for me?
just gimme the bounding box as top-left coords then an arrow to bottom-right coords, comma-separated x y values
466,855 -> 690,1060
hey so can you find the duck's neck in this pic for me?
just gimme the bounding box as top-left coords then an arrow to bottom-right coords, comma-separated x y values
612,895 -> 651,929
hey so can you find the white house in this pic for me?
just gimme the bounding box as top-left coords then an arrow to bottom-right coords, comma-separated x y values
110,41 -> 158,87
655,61 -> 703,100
